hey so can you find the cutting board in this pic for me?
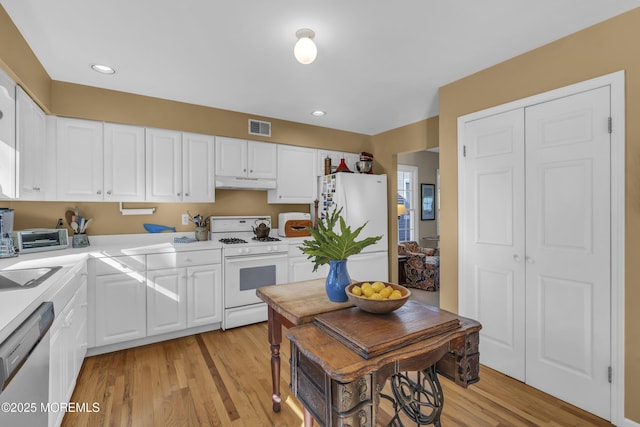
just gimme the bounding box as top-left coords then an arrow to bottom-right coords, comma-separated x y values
313,300 -> 461,359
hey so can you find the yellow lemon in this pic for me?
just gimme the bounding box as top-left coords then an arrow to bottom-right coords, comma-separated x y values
389,290 -> 403,299
363,287 -> 375,298
361,282 -> 372,290
351,286 -> 362,296
369,292 -> 383,300
379,287 -> 392,298
371,281 -> 385,292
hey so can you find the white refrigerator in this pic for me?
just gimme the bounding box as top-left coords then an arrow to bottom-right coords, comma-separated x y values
316,173 -> 389,282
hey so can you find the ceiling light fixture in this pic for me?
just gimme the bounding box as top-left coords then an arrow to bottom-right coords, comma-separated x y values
91,64 -> 116,74
311,110 -> 326,117
294,28 -> 317,65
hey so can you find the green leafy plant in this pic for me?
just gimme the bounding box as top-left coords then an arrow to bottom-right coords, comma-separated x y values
300,207 -> 382,272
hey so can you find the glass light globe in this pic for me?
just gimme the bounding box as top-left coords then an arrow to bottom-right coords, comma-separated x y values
294,37 -> 317,64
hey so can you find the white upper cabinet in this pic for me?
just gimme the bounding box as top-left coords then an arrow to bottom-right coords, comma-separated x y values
145,128 -> 182,202
268,144 -> 317,203
0,70 -> 16,199
247,140 -> 277,179
56,117 -> 104,201
103,123 -> 145,201
182,132 -> 215,202
16,86 -> 47,200
215,136 -> 246,177
146,129 -> 215,203
215,136 -> 276,179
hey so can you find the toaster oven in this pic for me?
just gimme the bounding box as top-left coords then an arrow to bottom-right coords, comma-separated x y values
13,229 -> 69,254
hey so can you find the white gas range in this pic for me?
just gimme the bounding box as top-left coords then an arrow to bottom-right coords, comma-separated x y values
210,216 -> 289,329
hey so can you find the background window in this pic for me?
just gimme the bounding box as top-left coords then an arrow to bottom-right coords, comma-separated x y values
397,165 -> 418,242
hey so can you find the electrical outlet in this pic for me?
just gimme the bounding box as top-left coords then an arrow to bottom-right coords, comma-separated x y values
181,213 -> 189,225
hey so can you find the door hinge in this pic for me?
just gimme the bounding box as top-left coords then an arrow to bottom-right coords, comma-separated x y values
608,117 -> 612,134
463,145 -> 467,157
608,366 -> 612,383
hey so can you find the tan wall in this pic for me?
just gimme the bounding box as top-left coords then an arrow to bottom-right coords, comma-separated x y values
372,117 -> 439,281
438,8 -> 640,422
0,7 -> 51,111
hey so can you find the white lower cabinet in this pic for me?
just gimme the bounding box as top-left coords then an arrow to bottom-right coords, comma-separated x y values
187,265 -> 222,327
91,249 -> 222,350
146,268 -> 188,336
49,270 -> 88,427
146,252 -> 222,335
94,273 -> 147,346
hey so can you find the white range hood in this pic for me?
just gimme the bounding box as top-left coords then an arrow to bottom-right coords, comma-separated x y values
215,176 -> 276,190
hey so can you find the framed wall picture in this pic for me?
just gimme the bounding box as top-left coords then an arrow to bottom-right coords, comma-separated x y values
421,183 -> 435,221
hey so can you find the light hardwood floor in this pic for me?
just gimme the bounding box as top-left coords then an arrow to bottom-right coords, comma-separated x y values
64,322 -> 613,427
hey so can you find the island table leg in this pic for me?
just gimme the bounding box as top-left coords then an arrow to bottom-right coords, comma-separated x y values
268,306 -> 283,412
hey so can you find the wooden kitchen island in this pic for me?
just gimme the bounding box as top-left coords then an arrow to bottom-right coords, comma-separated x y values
256,278 -> 354,413
257,279 -> 482,427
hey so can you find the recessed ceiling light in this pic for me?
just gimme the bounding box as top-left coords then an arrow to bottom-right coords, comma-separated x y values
91,64 -> 116,74
311,110 -> 326,117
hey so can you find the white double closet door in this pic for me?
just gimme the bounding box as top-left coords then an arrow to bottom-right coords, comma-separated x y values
459,86 -> 611,419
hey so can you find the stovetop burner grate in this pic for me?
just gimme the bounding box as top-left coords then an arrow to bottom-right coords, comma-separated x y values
219,238 -> 248,244
252,236 -> 281,242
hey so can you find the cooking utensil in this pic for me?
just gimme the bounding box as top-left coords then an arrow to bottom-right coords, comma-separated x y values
70,221 -> 79,234
81,218 -> 92,233
65,210 -> 74,226
252,221 -> 270,238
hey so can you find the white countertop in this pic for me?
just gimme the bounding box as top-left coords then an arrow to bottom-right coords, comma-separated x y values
0,232 -> 225,343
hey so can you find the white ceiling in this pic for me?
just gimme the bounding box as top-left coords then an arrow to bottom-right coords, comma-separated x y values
2,1 -> 639,135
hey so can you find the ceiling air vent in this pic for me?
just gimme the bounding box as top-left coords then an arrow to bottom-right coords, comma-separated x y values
248,119 -> 271,137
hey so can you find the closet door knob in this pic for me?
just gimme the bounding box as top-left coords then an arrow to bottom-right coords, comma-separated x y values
526,256 -> 535,264
513,254 -> 522,262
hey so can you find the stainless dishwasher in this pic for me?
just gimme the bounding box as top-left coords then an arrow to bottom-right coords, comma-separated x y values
0,302 -> 54,426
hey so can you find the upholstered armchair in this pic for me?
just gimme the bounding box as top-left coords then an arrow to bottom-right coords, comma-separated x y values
398,241 -> 440,291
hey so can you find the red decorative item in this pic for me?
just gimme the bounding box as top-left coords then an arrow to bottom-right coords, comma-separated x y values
335,157 -> 352,173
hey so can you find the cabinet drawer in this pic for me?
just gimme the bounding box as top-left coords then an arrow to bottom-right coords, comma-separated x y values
146,249 -> 221,270
332,405 -> 372,427
332,376 -> 371,412
93,255 -> 145,276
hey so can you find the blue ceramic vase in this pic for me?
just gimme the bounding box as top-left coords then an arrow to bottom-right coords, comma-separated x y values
325,259 -> 351,302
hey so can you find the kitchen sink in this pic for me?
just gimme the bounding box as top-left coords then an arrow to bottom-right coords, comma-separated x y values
0,266 -> 62,291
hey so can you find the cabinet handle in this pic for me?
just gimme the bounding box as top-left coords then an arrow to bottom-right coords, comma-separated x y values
184,258 -> 192,263
185,192 -> 189,197
107,190 -> 112,195
243,168 -> 247,172
249,169 -> 253,173
177,192 -> 181,196
97,190 -> 102,195
513,254 -> 521,262
0,110 -> 3,120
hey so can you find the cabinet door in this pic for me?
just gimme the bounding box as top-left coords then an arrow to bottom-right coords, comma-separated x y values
104,123 -> 145,201
146,268 -> 187,335
268,145 -> 317,203
16,86 -> 46,200
72,282 -> 88,381
146,128 -> 182,202
187,264 -> 222,327
0,70 -> 16,199
56,118 -> 104,201
215,136 -> 247,176
48,324 -> 64,427
183,132 -> 215,202
247,140 -> 277,179
95,274 -> 146,346
289,257 -> 328,282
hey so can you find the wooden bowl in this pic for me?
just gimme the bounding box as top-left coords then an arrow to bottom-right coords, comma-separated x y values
346,282 -> 411,314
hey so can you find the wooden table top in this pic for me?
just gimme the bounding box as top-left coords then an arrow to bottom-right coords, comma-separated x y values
256,278 -> 354,326
288,314 -> 481,383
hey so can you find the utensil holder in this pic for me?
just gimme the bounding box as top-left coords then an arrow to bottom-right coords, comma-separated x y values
72,233 -> 90,248
195,227 -> 208,241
